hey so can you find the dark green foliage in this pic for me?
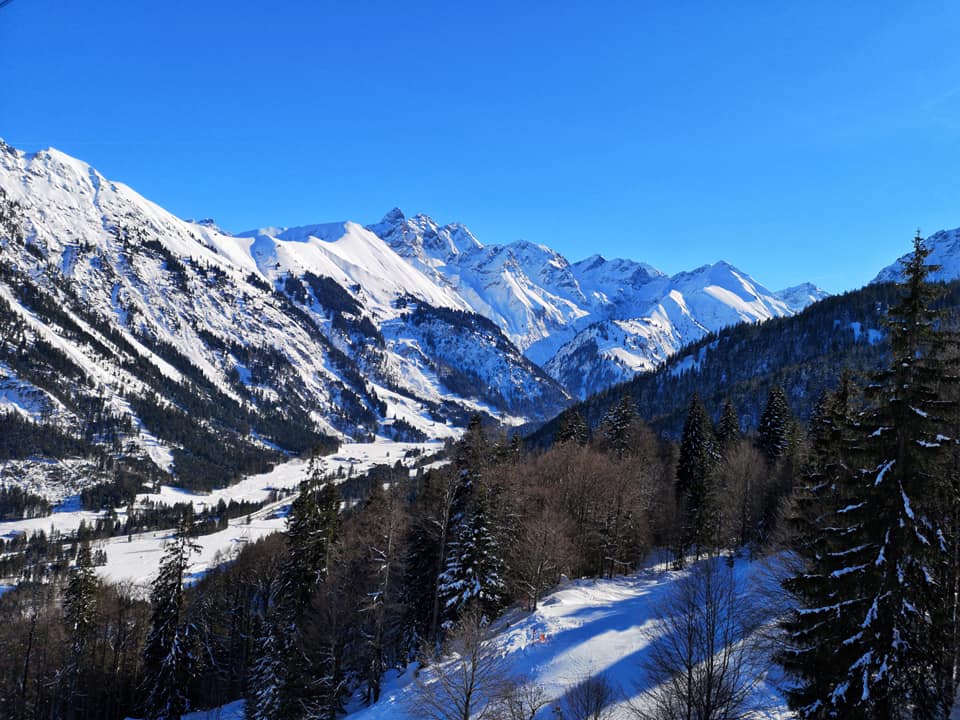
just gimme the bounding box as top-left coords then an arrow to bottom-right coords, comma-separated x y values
783,237 -> 960,717
715,398 -> 740,451
555,409 -> 589,445
675,394 -> 719,560
0,485 -> 51,520
757,385 -> 791,465
601,395 -> 635,457
780,378 -> 864,718
142,522 -> 201,720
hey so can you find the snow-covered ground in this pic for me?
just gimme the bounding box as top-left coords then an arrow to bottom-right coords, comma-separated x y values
174,557 -> 791,719
348,556 -> 789,719
0,438 -> 449,590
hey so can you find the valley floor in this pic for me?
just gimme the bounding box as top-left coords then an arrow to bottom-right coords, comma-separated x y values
0,438 -> 447,589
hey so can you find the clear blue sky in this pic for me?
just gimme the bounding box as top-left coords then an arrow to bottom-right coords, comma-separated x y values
4,1 -> 960,293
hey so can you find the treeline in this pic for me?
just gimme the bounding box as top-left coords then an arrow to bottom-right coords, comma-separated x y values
0,376 -> 807,720
0,484 -> 51,520
536,277 -> 960,444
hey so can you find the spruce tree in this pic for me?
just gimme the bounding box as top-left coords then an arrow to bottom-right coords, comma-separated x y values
438,479 -> 505,624
602,395 -> 635,458
246,473 -> 342,720
61,542 -> 99,720
142,519 -> 200,720
555,410 -> 589,446
715,398 -> 740,453
780,376 -> 865,718
783,236 -> 959,717
675,394 -> 719,562
758,385 -> 790,465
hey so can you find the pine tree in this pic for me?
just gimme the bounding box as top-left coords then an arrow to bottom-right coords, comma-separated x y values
555,410 -> 589,446
780,376 -> 865,718
675,394 -> 720,563
61,542 -> 99,720
602,395 -> 635,458
783,235 -> 959,718
142,519 -> 200,720
438,480 -> 505,624
245,587 -> 296,720
356,481 -> 408,703
247,474 -> 343,719
758,385 -> 791,465
715,398 -> 740,453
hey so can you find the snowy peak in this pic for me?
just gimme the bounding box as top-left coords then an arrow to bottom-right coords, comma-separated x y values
775,282 -> 830,312
237,220 -> 468,316
0,138 -> 825,413
873,227 -> 960,284
0,138 -> 570,494
368,208 -> 482,268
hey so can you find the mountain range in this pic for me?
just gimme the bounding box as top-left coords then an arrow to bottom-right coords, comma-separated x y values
0,138 -> 863,495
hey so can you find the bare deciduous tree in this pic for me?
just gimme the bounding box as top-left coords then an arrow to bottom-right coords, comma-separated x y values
559,672 -> 619,720
494,677 -> 549,720
408,607 -> 508,720
631,559 -> 768,720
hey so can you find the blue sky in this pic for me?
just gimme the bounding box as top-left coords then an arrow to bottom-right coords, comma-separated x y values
3,1 -> 960,293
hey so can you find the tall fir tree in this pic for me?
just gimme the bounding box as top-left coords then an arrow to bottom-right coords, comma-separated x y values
780,376 -> 867,718
555,409 -> 589,446
783,235 -> 959,718
715,398 -> 741,453
675,394 -> 720,562
142,519 -> 200,720
758,385 -> 791,465
246,474 -> 342,720
437,478 -> 505,625
60,541 -> 99,720
602,395 -> 635,458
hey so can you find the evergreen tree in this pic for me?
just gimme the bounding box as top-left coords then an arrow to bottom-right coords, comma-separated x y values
555,409 -> 589,446
142,519 -> 200,720
247,474 -> 343,719
780,376 -> 865,718
356,480 -> 408,703
783,236 -> 959,717
602,395 -> 635,458
758,385 -> 791,465
438,480 -> 505,624
675,394 -> 719,563
715,398 -> 740,452
402,470 -> 450,652
284,478 -> 340,612
61,542 -> 99,720
245,587 -> 296,720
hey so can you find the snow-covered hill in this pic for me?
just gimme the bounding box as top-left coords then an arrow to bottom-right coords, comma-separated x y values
163,557 -> 789,720
874,227 -> 960,284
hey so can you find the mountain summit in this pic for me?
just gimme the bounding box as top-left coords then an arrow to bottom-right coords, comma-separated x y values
371,208 -> 827,397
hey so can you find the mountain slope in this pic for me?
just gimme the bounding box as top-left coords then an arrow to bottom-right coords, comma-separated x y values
372,209 -> 827,398
530,279 -> 934,445
874,227 -> 960,284
0,141 -> 568,500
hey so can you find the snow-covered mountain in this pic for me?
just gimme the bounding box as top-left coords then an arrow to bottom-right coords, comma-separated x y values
0,140 -> 568,496
0,138 -> 830,501
874,227 -> 960,284
372,209 -> 828,397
